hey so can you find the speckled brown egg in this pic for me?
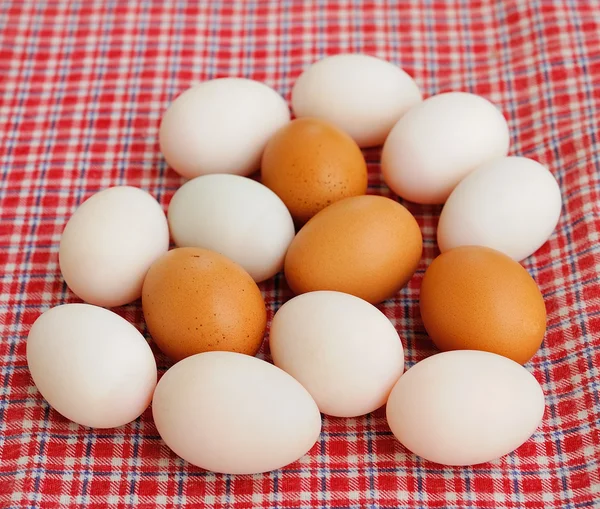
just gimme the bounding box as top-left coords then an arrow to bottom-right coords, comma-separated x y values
284,195 -> 423,304
142,247 -> 267,361
420,246 -> 547,364
261,117 -> 368,224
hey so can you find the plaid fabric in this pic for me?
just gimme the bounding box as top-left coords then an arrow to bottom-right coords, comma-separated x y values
1,0 -> 599,508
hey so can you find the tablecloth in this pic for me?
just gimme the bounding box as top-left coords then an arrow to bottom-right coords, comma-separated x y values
1,1 -> 599,508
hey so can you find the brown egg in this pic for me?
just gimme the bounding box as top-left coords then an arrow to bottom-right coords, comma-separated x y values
261,117 -> 368,224
142,247 -> 267,361
420,246 -> 547,364
284,195 -> 423,304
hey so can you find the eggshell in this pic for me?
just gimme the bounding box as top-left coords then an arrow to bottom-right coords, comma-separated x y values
26,304 -> 157,428
261,117 -> 368,224
152,351 -> 322,474
168,174 -> 295,282
386,350 -> 545,466
291,54 -> 422,147
159,78 -> 290,178
381,92 -> 510,204
270,291 -> 404,417
59,186 -> 169,307
142,247 -> 266,361
420,246 -> 547,364
438,156 -> 562,261
284,195 -> 422,304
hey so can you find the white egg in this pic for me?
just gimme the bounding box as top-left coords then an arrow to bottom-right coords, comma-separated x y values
437,156 -> 562,261
270,291 -> 404,417
59,186 -> 169,307
26,304 -> 157,428
291,54 -> 422,147
152,351 -> 321,475
168,174 -> 295,282
159,78 -> 290,178
386,350 -> 545,466
381,92 -> 510,204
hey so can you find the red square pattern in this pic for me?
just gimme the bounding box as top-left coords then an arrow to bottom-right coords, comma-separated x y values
0,1 -> 599,508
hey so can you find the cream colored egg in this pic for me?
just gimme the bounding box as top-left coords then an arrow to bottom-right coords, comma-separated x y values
152,351 -> 321,474
26,304 -> 157,428
291,54 -> 422,147
159,78 -> 290,178
168,174 -> 295,282
59,186 -> 169,308
386,350 -> 545,466
270,291 -> 404,417
382,92 -> 510,204
437,156 -> 562,261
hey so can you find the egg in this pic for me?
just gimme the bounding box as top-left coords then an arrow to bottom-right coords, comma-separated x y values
386,350 -> 545,466
26,304 -> 157,428
59,186 -> 170,308
261,117 -> 368,224
159,78 -> 290,179
142,247 -> 266,361
284,195 -> 422,304
420,246 -> 547,364
381,92 -> 510,204
270,291 -> 404,417
438,156 -> 562,261
168,174 -> 295,282
291,54 -> 422,147
152,351 -> 322,474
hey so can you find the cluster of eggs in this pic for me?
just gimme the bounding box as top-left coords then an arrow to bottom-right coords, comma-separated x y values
26,54 -> 562,475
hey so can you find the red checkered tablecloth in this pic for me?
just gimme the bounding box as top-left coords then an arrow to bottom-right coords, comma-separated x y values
1,1 -> 599,508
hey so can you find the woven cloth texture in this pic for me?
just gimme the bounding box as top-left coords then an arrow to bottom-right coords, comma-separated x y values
1,1 -> 599,508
